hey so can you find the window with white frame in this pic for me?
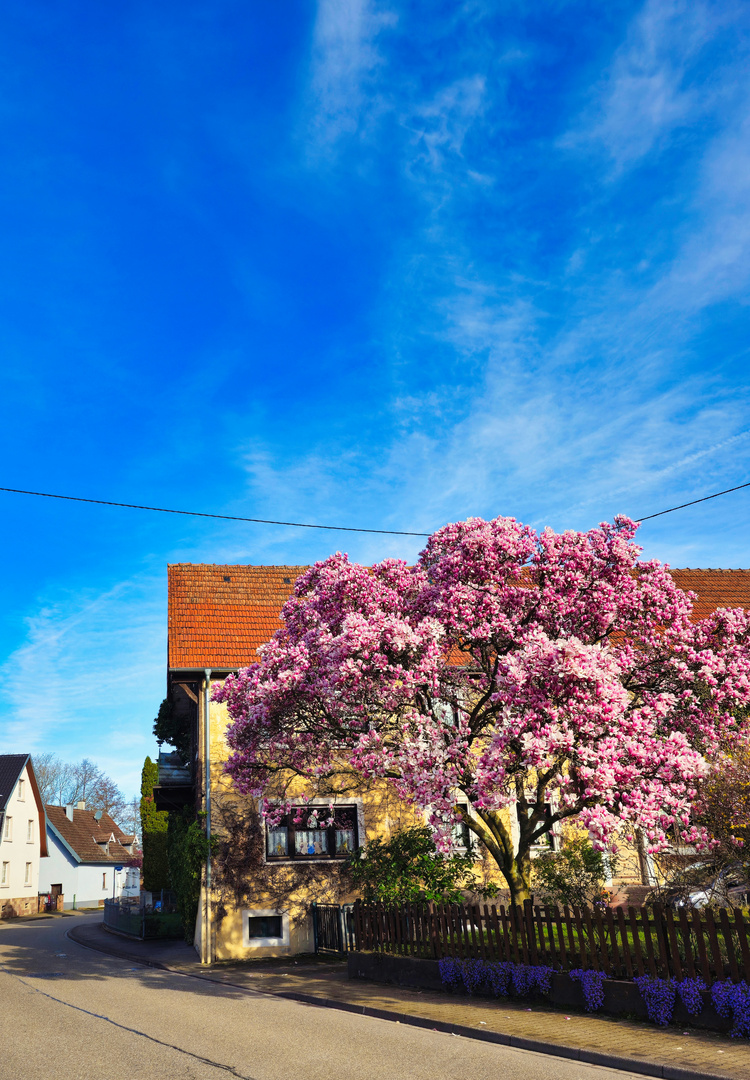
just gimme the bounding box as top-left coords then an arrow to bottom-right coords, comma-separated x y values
451,804 -> 474,852
242,909 -> 290,948
24,862 -> 32,885
1,862 -> 8,886
4,816 -> 12,842
17,778 -> 25,801
27,819 -> 33,843
521,799 -> 558,853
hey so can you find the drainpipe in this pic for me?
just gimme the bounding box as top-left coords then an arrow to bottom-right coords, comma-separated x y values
203,668 -> 212,966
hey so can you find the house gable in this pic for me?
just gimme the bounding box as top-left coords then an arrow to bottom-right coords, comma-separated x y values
0,754 -> 48,858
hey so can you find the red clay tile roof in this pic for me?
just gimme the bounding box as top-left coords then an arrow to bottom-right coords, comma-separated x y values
168,564 -> 308,669
45,805 -> 135,864
167,564 -> 750,670
669,569 -> 750,620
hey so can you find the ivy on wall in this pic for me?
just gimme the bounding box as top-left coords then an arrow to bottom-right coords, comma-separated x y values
210,796 -> 353,924
140,757 -> 170,893
167,808 -> 212,944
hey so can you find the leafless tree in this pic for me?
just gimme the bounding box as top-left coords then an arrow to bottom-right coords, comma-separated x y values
68,758 -> 102,805
32,753 -> 130,825
33,753 -> 75,806
121,796 -> 142,845
86,773 -> 127,822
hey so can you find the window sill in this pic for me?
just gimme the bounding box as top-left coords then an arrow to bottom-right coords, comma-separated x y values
266,857 -> 348,865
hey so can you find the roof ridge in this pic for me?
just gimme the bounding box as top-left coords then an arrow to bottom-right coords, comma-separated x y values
671,567 -> 750,572
169,562 -> 309,569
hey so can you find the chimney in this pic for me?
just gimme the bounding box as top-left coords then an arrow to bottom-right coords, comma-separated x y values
76,800 -> 85,810
65,804 -> 74,821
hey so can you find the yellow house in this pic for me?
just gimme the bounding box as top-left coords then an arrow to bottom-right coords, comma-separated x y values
161,562 -> 750,963
163,563 -> 456,963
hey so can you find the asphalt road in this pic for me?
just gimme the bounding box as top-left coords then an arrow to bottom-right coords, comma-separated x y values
0,914 -> 646,1080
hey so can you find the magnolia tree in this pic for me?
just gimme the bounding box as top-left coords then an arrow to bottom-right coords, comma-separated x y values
215,516 -> 750,904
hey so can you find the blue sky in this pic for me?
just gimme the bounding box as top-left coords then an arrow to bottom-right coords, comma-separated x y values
2,0 -> 750,801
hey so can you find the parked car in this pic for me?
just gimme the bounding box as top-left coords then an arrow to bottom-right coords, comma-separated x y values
654,861 -> 750,909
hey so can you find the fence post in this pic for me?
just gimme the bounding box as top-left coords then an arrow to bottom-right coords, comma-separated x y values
312,902 -> 319,954
429,902 -> 439,958
524,899 -> 538,964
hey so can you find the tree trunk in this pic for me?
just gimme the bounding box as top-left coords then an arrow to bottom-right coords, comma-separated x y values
505,850 -> 532,906
469,809 -> 533,905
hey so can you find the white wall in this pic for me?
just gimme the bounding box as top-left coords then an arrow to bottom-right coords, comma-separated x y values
0,763 -> 43,909
39,830 -> 135,909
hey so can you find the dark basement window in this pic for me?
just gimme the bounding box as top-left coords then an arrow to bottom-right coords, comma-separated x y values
246,914 -> 283,939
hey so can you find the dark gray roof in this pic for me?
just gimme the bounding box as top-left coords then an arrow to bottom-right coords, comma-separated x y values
0,754 -> 29,812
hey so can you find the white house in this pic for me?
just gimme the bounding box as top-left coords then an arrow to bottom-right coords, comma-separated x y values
41,803 -> 139,909
0,754 -> 48,917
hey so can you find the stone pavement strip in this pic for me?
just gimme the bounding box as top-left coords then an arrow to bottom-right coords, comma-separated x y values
66,920 -> 750,1080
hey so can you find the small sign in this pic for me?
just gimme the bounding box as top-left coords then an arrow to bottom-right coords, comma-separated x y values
114,865 -> 123,871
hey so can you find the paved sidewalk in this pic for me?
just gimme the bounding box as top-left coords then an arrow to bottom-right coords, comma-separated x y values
68,920 -> 750,1080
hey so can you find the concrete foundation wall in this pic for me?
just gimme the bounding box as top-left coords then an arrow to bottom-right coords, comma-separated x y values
347,952 -> 734,1034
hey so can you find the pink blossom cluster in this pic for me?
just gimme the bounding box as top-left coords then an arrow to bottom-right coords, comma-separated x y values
214,515 -> 750,856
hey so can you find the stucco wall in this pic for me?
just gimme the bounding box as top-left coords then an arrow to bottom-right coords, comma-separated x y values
0,763 -> 43,916
201,693 -> 437,960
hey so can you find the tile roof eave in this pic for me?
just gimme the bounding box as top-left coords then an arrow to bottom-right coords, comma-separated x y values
169,665 -> 239,674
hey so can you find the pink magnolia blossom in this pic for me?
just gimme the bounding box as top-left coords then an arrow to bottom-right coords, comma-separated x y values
214,515 -> 750,902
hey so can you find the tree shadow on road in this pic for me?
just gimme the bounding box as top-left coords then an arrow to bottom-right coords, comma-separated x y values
0,916 -> 348,1007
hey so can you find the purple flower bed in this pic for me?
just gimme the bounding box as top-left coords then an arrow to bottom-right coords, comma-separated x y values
438,958 -> 749,1038
437,957 -> 553,999
633,974 -> 750,1034
569,969 -> 608,1011
676,976 -> 707,1016
634,975 -> 676,1026
711,980 -> 750,1038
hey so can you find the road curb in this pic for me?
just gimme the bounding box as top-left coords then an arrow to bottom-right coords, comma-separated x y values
65,927 -> 736,1080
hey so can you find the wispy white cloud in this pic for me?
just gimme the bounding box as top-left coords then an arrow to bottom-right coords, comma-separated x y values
562,0 -> 743,171
306,0 -> 396,146
233,1 -> 750,573
650,112 -> 750,310
0,576 -> 164,797
403,75 -> 487,177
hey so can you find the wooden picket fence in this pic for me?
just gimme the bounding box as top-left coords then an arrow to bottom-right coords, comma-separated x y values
352,899 -> 750,985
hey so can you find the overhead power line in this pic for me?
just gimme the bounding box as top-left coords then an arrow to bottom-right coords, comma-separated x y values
0,486 -> 431,537
634,480 -> 750,522
0,479 -> 747,535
